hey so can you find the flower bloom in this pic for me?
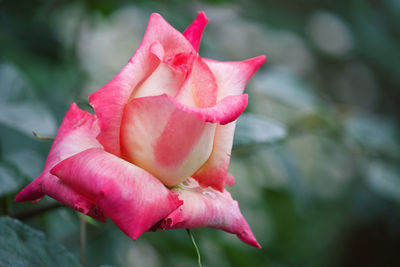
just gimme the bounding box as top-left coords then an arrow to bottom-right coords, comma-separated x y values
15,12 -> 265,247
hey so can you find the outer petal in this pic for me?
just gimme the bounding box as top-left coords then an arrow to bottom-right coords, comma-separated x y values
50,148 -> 183,240
205,55 -> 266,100
193,56 -> 266,190
183,11 -> 209,52
15,103 -> 105,221
89,13 -> 196,156
156,178 -> 260,248
120,93 -> 247,187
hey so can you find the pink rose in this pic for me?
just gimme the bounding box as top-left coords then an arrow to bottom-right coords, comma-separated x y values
15,12 -> 265,247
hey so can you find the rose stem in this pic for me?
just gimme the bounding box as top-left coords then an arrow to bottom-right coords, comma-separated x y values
80,214 -> 87,267
186,229 -> 202,267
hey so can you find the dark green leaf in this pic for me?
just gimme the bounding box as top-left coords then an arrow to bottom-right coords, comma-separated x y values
0,102 -> 57,138
366,161 -> 400,203
234,113 -> 287,148
0,163 -> 22,197
0,216 -> 80,267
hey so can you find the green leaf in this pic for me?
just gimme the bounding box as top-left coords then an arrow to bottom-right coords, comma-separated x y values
4,150 -> 44,181
0,63 -> 34,102
253,69 -> 319,110
0,101 -> 57,138
0,216 -> 80,267
345,113 -> 399,155
366,161 -> 400,203
234,113 -> 287,148
0,163 -> 22,197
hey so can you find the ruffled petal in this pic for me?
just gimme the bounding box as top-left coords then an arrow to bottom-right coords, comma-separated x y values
89,13 -> 196,156
156,178 -> 260,248
15,103 -> 106,221
183,11 -> 209,52
193,55 -> 266,190
120,93 -> 247,187
50,148 -> 183,240
130,41 -> 195,100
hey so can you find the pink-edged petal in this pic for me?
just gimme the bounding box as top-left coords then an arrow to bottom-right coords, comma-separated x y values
193,122 -> 236,190
169,93 -> 248,125
130,41 -> 196,100
183,11 -> 209,52
204,55 -> 266,99
175,55 -> 218,108
120,93 -> 247,186
156,178 -> 260,248
89,13 -> 196,156
121,94 -> 216,187
193,55 -> 266,190
15,103 -> 106,221
50,148 -> 183,240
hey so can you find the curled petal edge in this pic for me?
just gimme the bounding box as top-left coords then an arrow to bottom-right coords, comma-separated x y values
14,103 -> 106,222
155,178 -> 261,248
50,148 -> 183,239
165,93 -> 248,125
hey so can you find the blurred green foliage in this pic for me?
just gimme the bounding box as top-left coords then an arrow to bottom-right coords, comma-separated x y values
1,0 -> 399,266
0,217 -> 80,266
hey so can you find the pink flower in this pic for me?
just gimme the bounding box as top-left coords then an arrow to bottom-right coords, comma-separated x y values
15,12 -> 265,247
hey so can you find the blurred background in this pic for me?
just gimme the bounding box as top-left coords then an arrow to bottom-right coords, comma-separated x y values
1,0 -> 400,266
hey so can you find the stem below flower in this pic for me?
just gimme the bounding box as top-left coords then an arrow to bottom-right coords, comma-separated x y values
186,229 -> 202,267
80,214 -> 87,267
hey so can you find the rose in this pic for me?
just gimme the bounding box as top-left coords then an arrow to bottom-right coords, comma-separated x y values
15,12 -> 265,247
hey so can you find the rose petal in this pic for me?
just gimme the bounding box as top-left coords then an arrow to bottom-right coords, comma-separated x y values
15,103 -> 106,221
193,55 -> 266,191
156,178 -> 261,248
204,55 -> 266,100
193,123 -> 236,190
175,56 -> 218,108
89,13 -> 196,156
120,93 -> 247,186
50,148 -> 183,240
130,43 -> 194,100
121,94 -> 215,187
169,93 -> 248,125
183,11 -> 209,52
